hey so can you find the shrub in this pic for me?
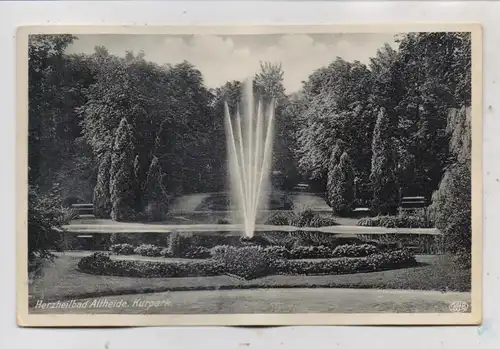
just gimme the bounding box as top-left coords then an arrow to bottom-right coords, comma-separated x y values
184,246 -> 211,259
308,214 -> 338,228
78,252 -> 224,278
216,218 -> 230,225
291,207 -> 316,227
365,249 -> 416,270
430,161 -> 471,267
109,243 -> 135,255
294,208 -> 339,228
357,215 -> 434,228
210,245 -> 280,280
28,184 -> 66,262
133,244 -> 163,257
77,252 -> 112,271
265,212 -> 293,226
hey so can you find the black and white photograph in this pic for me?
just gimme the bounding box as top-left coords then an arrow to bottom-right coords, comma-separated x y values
17,25 -> 482,326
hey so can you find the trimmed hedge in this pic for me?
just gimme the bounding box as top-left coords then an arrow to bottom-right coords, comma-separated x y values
78,252 -> 224,278
357,215 -> 434,228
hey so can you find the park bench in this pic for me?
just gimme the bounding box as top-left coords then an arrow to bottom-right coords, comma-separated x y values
293,183 -> 310,192
70,203 -> 95,219
400,196 -> 427,214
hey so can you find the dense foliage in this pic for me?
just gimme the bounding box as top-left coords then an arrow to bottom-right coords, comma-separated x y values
29,33 -> 472,265
429,107 -> 472,268
29,33 -> 471,213
28,184 -> 66,261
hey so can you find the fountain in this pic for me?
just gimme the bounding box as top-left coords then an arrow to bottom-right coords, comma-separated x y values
224,79 -> 276,239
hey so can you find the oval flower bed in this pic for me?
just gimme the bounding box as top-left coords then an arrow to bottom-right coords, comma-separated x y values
78,247 -> 417,280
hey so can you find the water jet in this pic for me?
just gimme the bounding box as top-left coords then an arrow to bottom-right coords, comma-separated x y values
224,79 -> 276,238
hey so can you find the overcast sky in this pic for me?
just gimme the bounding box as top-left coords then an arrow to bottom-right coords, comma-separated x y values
66,33 -> 398,93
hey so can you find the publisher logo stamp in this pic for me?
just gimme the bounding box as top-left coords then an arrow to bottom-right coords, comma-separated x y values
449,301 -> 469,313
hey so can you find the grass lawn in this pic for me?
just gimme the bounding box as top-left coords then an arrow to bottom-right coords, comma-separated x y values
29,253 -> 470,306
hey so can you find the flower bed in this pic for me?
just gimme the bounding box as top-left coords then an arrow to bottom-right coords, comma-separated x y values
78,252 -> 224,278
277,249 -> 417,275
78,249 -> 416,280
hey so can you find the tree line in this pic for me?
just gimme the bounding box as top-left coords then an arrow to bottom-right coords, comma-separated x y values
28,32 -> 471,225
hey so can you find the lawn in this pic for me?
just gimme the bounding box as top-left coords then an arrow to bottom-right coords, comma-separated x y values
29,253 -> 470,307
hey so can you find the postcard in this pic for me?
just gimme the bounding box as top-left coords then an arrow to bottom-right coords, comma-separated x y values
17,24 -> 482,326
